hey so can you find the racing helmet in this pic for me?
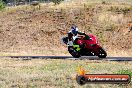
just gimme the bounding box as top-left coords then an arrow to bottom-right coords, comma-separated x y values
71,25 -> 78,35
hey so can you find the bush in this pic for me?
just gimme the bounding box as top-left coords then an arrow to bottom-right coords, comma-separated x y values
0,0 -> 5,10
108,6 -> 132,14
102,1 -> 106,4
105,24 -> 117,31
51,0 -> 64,5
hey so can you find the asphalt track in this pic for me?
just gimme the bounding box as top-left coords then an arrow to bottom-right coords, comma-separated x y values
2,56 -> 132,61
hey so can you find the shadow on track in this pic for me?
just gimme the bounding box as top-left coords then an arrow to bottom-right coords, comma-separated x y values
2,56 -> 132,61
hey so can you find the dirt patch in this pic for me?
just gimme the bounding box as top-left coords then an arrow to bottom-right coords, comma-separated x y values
0,3 -> 132,56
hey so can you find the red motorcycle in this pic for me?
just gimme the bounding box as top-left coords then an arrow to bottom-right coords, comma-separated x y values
62,34 -> 107,58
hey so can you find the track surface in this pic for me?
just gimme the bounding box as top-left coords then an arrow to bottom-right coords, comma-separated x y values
2,56 -> 132,61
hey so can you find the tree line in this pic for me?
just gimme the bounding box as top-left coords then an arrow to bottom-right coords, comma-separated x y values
0,0 -> 64,10
2,0 -> 64,5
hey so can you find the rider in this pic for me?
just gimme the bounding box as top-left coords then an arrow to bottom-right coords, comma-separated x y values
67,24 -> 90,51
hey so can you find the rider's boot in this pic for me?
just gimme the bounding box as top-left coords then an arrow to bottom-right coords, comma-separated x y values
67,41 -> 74,51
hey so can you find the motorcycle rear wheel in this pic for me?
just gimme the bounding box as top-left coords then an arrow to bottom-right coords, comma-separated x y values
69,50 -> 81,58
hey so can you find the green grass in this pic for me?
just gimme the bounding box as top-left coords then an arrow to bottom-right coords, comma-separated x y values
116,69 -> 132,77
0,58 -> 131,88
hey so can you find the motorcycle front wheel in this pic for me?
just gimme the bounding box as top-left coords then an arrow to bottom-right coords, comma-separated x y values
97,48 -> 107,58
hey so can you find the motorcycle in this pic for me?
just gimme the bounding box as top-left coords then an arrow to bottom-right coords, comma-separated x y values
62,34 -> 107,58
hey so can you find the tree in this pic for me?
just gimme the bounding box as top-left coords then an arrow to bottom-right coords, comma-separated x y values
0,0 -> 5,10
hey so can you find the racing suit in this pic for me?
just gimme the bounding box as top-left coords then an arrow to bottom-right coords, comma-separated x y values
67,29 -> 90,51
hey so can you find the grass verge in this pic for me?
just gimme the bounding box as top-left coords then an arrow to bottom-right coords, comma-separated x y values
0,58 -> 131,88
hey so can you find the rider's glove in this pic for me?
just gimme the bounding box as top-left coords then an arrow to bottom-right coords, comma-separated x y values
83,33 -> 86,35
